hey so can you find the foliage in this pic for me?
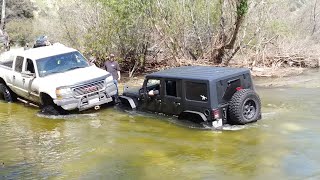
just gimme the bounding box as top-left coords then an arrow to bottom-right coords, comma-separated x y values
1,0 -> 36,21
6,0 -> 320,75
6,19 -> 34,46
236,0 -> 248,17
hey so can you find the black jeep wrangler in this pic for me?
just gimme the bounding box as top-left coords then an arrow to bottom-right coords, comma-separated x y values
119,66 -> 261,127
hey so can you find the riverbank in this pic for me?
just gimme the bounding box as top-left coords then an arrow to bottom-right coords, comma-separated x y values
250,67 -> 305,77
119,66 -> 319,89
254,69 -> 320,87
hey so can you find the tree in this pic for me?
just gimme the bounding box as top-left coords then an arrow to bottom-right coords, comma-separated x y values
1,0 -> 36,46
210,0 -> 248,65
0,0 -> 36,21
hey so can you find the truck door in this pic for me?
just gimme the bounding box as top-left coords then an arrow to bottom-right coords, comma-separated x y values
12,57 -> 37,100
142,79 -> 162,112
11,56 -> 25,97
21,58 -> 38,102
161,79 -> 182,115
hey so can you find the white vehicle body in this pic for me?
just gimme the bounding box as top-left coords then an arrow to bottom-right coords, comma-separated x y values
0,45 -> 117,111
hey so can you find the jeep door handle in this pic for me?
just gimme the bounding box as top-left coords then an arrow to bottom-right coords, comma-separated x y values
174,102 -> 181,106
23,78 -> 25,83
156,99 -> 161,103
13,75 -> 15,80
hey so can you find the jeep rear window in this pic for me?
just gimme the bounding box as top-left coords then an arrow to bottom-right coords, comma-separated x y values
186,82 -> 208,102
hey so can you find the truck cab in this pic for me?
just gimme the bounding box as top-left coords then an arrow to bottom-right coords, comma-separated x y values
0,45 -> 117,114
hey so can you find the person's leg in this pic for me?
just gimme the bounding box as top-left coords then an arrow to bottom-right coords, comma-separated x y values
113,80 -> 118,95
113,79 -> 119,103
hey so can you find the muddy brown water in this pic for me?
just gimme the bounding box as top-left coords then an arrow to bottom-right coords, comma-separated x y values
1,70 -> 320,179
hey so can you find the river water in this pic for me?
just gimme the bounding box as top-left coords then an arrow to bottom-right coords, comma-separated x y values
1,70 -> 320,179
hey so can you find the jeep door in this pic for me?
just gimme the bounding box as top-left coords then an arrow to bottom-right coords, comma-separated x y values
183,80 -> 211,117
142,78 -> 162,112
161,79 -> 182,115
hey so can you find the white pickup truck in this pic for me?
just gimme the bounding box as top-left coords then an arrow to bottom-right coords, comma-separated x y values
0,45 -> 117,114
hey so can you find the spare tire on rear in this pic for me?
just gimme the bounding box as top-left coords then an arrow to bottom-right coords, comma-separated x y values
228,89 -> 261,125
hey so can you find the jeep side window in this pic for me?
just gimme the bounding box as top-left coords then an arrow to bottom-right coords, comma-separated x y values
14,56 -> 24,73
25,59 -> 35,74
165,80 -> 177,97
185,82 -> 208,102
146,79 -> 160,96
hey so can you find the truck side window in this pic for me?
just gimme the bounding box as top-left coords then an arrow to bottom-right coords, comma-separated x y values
26,59 -> 35,73
15,56 -> 24,73
165,80 -> 177,97
186,82 -> 208,102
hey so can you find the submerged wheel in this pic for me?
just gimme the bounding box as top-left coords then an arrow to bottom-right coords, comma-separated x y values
228,89 -> 261,125
40,94 -> 68,115
41,105 -> 61,116
0,83 -> 16,102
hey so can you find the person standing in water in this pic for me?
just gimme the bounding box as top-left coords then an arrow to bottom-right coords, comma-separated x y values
104,53 -> 121,102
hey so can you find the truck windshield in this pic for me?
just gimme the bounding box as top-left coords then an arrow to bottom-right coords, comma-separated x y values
36,51 -> 89,77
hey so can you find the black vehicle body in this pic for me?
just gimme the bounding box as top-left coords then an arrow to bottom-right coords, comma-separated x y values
119,66 -> 261,127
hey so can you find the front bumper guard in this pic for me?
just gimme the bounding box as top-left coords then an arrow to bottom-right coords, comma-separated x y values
54,90 -> 114,111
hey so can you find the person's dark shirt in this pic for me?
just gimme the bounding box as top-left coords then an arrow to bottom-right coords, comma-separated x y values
104,61 -> 120,80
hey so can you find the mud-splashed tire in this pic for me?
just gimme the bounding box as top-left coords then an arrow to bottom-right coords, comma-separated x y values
0,83 -> 16,102
228,89 -> 261,125
41,105 -> 66,116
40,94 -> 69,116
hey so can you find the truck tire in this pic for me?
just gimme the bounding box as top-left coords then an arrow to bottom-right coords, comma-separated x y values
228,89 -> 261,125
0,83 -> 16,102
41,105 -> 62,116
40,94 -> 68,115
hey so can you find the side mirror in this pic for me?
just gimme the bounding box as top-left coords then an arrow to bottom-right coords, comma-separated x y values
22,71 -> 35,78
138,88 -> 143,95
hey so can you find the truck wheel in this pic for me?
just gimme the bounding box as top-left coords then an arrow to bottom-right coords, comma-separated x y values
0,83 -> 16,102
40,93 -> 68,115
41,105 -> 65,116
228,89 -> 261,125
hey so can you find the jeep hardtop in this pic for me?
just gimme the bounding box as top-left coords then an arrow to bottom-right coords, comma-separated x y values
119,66 -> 261,128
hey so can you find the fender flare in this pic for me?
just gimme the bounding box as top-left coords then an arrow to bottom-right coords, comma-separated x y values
179,110 -> 207,122
0,77 -> 6,85
119,96 -> 137,109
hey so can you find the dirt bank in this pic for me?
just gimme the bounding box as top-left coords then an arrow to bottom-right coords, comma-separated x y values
118,67 -> 319,89
250,67 -> 305,77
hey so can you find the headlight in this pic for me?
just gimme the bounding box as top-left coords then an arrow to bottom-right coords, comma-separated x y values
104,75 -> 114,87
56,87 -> 73,99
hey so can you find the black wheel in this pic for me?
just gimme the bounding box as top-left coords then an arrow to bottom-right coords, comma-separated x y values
0,83 -> 16,102
228,89 -> 261,125
41,105 -> 61,116
40,94 -> 68,115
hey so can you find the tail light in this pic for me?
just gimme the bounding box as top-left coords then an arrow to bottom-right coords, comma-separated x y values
212,109 -> 221,120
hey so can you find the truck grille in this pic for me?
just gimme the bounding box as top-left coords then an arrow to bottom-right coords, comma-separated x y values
72,80 -> 105,97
